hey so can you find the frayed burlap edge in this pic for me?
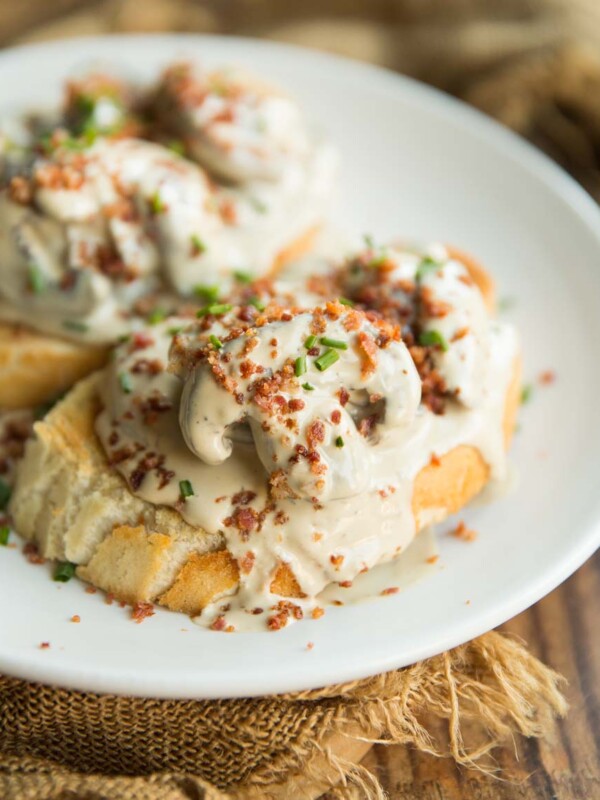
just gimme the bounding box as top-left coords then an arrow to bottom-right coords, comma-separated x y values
0,631 -> 567,800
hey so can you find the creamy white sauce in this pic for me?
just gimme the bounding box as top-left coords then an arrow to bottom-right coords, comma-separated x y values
0,69 -> 336,344
95,245 -> 519,631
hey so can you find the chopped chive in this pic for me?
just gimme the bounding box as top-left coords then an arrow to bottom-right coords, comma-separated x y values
150,191 -> 166,214
0,525 -> 9,546
304,335 -> 317,349
28,264 -> 46,294
233,270 -> 252,284
197,303 -> 232,318
62,320 -> 88,333
167,139 -> 185,156
0,479 -> 10,511
295,355 -> 307,377
335,436 -> 344,448
119,372 -> 133,394
248,296 -> 266,312
53,561 -> 76,583
302,382 -> 314,391
147,308 -> 167,325
521,384 -> 533,405
209,334 -> 223,349
194,284 -> 219,302
249,196 -> 267,214
167,326 -> 183,337
418,330 -> 449,352
416,256 -> 441,281
363,234 -> 376,249
315,348 -> 340,372
190,234 -> 207,255
319,336 -> 348,350
117,334 -> 131,344
339,297 -> 354,307
179,479 -> 194,500
498,296 -> 516,312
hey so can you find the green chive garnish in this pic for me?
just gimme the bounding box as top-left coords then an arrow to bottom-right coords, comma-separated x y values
363,234 -> 376,249
209,334 -> 223,349
194,284 -> 219,302
302,382 -> 314,391
521,384 -> 533,405
249,196 -> 267,214
0,526 -> 9,546
319,336 -> 348,350
233,270 -> 252,284
150,191 -> 166,214
191,234 -> 206,254
167,326 -> 183,336
335,436 -> 344,448
416,256 -> 441,281
147,308 -> 167,325
54,561 -> 76,583
249,296 -> 266,312
304,335 -> 317,349
119,372 -> 133,394
179,479 -> 194,500
28,264 -> 46,294
62,320 -> 88,333
0,478 -> 11,510
315,349 -> 340,371
339,297 -> 354,307
418,330 -> 449,352
498,296 -> 516,312
197,303 -> 232,318
167,139 -> 185,156
295,355 -> 307,377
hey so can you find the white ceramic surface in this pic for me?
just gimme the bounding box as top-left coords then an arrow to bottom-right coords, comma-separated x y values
0,34 -> 599,699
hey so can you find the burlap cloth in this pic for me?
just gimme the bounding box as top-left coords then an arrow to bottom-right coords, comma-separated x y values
2,0 -> 597,797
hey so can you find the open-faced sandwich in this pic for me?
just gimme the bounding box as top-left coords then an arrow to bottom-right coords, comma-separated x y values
11,239 -> 520,631
0,62 -> 335,408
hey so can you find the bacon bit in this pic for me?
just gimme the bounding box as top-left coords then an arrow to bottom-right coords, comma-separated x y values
339,580 -> 353,588
451,521 -> 477,542
231,490 -> 257,506
381,586 -> 399,595
343,309 -> 363,331
39,642 -> 50,650
311,607 -> 325,620
426,555 -> 440,564
338,388 -> 350,407
357,331 -> 378,377
211,615 -> 227,631
105,593 -> 115,605
429,453 -> 441,467
312,532 -> 323,542
267,600 -> 303,630
357,414 -> 378,438
131,358 -> 163,375
224,506 -> 259,539
420,286 -> 451,318
23,542 -> 45,564
330,554 -> 344,569
306,419 -> 326,450
85,586 -> 97,594
331,409 -> 342,424
215,495 -> 227,503
538,370 -> 556,386
239,359 -> 262,378
132,602 -> 155,623
458,273 -> 474,287
288,398 -> 305,412
70,615 -> 81,623
239,551 -> 256,575
219,198 -> 237,224
378,489 -> 388,499
451,327 -> 469,342
306,642 -> 315,650
8,175 -> 33,204
274,509 -> 290,525
332,600 -> 344,606
130,334 -> 154,354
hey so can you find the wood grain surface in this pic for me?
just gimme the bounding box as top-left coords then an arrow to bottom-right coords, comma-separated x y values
359,551 -> 600,799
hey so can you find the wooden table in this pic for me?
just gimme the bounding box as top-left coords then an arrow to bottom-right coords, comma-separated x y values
360,551 -> 600,799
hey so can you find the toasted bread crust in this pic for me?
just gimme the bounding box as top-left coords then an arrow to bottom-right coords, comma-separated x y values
10,348 -> 520,616
0,323 -> 108,410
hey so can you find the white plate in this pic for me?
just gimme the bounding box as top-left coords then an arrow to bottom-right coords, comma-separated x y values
1,34 -> 599,699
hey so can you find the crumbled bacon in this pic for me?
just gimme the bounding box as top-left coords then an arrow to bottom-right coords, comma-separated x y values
23,542 -> 45,564
451,520 -> 477,542
239,551 -> 256,575
132,601 -> 155,623
357,331 -> 378,377
8,175 -> 33,204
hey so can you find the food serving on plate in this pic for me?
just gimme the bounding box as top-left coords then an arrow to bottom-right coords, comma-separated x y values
11,237 -> 520,631
0,57 -> 521,632
0,62 -> 335,408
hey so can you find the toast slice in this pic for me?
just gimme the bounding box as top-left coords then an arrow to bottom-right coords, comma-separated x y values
10,352 -> 520,616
